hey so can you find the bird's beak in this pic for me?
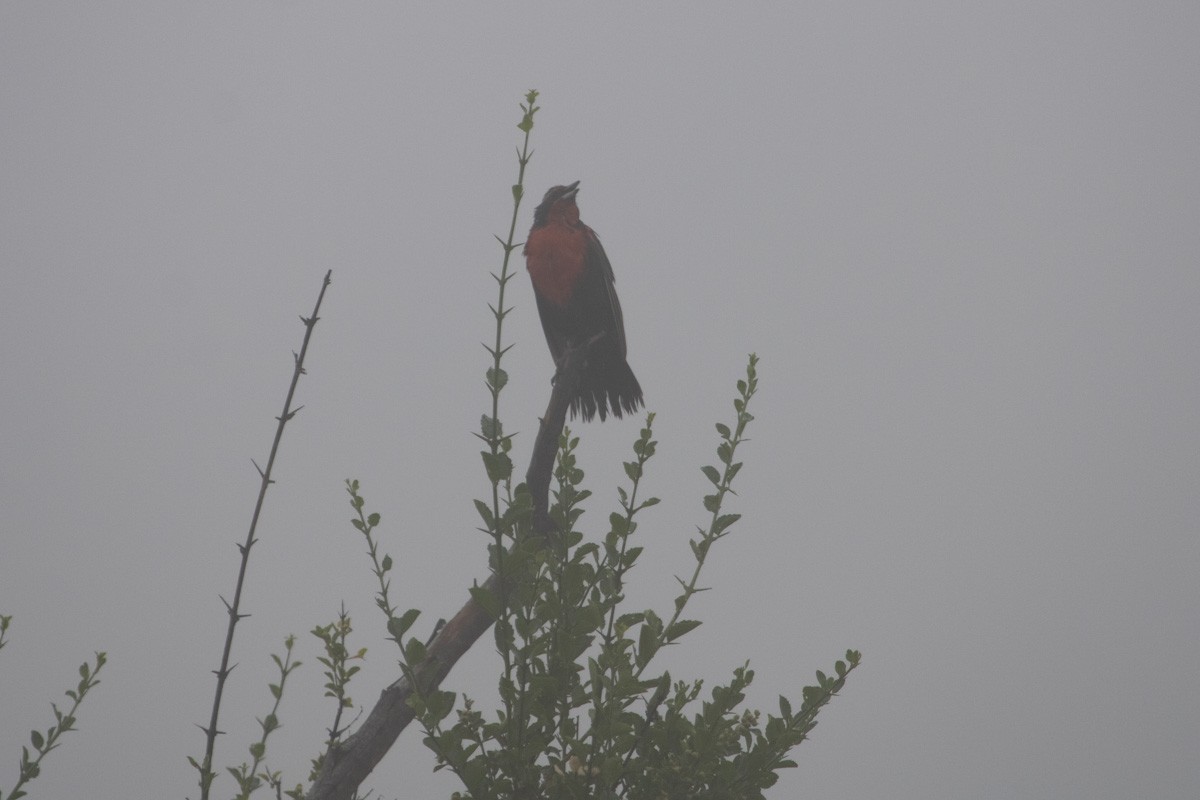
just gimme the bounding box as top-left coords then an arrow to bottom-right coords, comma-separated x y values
563,180 -> 580,200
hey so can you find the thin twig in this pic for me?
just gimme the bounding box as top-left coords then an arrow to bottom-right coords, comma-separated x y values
194,270 -> 332,800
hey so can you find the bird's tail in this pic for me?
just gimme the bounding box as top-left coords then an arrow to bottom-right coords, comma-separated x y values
573,354 -> 644,422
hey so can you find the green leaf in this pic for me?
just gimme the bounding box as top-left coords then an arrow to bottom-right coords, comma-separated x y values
29,730 -> 44,750
486,366 -> 508,391
480,414 -> 500,439
637,625 -> 658,668
404,637 -> 427,664
665,619 -> 702,642
715,422 -> 731,438
389,608 -> 421,639
701,465 -> 721,486
587,658 -> 603,698
637,612 -> 663,668
474,499 -> 496,529
426,690 -> 457,724
470,585 -> 500,618
712,513 -> 741,535
615,612 -> 645,634
480,451 -> 513,483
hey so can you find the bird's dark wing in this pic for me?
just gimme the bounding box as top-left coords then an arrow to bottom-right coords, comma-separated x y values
583,229 -> 628,359
532,286 -> 568,365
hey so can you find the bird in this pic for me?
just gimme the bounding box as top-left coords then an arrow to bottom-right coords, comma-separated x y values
523,181 -> 644,422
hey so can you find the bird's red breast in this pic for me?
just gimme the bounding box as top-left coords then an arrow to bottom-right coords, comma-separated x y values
524,222 -> 588,308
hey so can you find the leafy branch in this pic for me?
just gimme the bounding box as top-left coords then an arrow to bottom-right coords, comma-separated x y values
1,639 -> 106,800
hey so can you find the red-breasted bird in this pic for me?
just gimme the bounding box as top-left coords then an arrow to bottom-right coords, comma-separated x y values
524,181 -> 644,421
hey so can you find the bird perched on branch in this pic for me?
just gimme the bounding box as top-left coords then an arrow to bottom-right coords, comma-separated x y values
524,181 -> 644,422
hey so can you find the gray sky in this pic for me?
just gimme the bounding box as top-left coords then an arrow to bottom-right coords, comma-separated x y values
3,3 -> 1198,798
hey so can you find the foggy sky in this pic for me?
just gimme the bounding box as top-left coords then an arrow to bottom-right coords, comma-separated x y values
2,3 -> 1198,798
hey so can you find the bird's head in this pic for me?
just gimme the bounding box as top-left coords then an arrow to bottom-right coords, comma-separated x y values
532,181 -> 581,226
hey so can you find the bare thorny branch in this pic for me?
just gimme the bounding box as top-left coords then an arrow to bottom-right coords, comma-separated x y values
192,270 -> 332,800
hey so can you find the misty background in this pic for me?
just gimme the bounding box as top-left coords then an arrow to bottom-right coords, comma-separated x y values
2,3 -> 1197,798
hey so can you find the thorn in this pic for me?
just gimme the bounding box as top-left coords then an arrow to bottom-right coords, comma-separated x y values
252,459 -> 265,477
